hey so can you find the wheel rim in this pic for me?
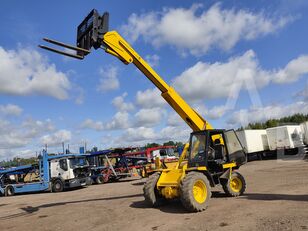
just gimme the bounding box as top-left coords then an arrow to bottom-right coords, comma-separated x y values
55,183 -> 61,190
230,177 -> 242,193
193,180 -> 207,203
8,187 -> 13,195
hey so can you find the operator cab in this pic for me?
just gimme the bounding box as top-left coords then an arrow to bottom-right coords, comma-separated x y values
188,129 -> 246,169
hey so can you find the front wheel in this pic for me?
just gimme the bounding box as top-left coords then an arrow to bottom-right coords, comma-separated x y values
5,185 -> 15,196
143,173 -> 164,207
222,172 -> 246,197
52,179 -> 64,192
180,172 -> 211,212
95,176 -> 104,184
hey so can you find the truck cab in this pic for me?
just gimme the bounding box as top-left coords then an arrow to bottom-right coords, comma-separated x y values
151,147 -> 177,161
50,156 -> 91,191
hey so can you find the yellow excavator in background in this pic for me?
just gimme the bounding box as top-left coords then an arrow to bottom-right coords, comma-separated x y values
40,9 -> 247,212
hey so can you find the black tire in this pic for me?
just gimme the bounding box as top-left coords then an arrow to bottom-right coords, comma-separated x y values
52,179 -> 64,193
222,172 -> 246,197
143,172 -> 164,207
95,176 -> 104,184
180,172 -> 211,212
5,185 -> 15,196
88,178 -> 93,186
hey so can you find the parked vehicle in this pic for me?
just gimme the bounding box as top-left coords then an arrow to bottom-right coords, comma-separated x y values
87,149 -> 144,184
300,122 -> 308,145
137,146 -> 179,177
266,126 -> 304,155
236,130 -> 269,160
0,150 -> 91,196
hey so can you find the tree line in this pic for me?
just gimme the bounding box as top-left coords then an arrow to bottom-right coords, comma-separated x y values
239,113 -> 308,130
0,157 -> 38,168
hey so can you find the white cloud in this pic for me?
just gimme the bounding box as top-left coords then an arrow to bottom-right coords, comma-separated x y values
296,82 -> 308,100
159,126 -> 191,142
22,118 -> 55,138
134,107 -> 165,127
227,101 -> 308,127
274,55 -> 308,84
75,87 -> 85,105
104,111 -> 130,130
40,129 -> 71,146
206,105 -> 230,120
97,66 -> 120,92
0,47 -> 70,99
81,112 -> 130,131
0,119 -> 30,149
0,118 -> 55,150
121,3 -> 292,55
167,111 -> 183,127
136,88 -> 166,108
0,104 -> 23,116
80,119 -> 104,131
113,124 -> 191,147
117,127 -> 157,143
172,50 -> 308,102
112,92 -> 134,111
145,54 -> 160,67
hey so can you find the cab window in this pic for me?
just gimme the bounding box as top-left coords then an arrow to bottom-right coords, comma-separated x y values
59,159 -> 68,171
190,134 -> 206,162
224,130 -> 243,156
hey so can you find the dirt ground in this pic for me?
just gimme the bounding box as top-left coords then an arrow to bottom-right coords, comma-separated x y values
0,158 -> 308,231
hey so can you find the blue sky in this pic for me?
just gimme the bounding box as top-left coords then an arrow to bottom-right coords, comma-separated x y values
0,0 -> 307,160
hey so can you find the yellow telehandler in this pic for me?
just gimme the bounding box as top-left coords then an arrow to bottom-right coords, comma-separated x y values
40,9 -> 247,212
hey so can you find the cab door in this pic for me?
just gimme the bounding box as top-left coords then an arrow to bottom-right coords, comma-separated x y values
223,130 -> 247,166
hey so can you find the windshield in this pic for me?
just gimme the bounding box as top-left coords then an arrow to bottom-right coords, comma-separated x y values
69,157 -> 89,168
189,133 -> 206,162
166,148 -> 175,157
224,130 -> 243,155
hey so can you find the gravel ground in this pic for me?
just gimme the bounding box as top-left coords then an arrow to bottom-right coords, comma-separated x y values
0,158 -> 308,231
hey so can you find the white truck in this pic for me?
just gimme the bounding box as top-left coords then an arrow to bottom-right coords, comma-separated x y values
49,155 -> 92,192
300,122 -> 308,145
300,122 -> 308,155
266,125 -> 304,155
0,151 -> 92,196
236,130 -> 269,160
151,148 -> 178,161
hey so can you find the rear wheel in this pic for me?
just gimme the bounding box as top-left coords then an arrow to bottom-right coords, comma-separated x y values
143,172 -> 163,207
5,185 -> 15,196
95,176 -> 104,184
222,172 -> 246,197
52,179 -> 64,192
180,172 -> 211,212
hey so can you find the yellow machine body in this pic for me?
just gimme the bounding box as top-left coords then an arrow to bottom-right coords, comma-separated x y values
40,12 -> 246,206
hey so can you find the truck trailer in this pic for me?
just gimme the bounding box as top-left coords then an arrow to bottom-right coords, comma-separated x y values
236,130 -> 269,160
87,149 -> 145,184
266,125 -> 304,155
300,122 -> 308,145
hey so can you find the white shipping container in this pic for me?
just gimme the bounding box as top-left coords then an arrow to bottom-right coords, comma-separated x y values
266,125 -> 303,150
236,130 -> 269,153
300,122 -> 308,145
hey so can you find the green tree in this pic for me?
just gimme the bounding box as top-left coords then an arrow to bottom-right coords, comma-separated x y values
145,143 -> 161,148
244,113 -> 308,129
163,141 -> 175,146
